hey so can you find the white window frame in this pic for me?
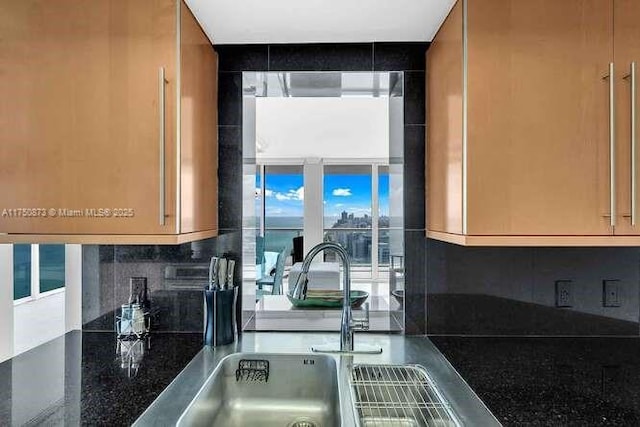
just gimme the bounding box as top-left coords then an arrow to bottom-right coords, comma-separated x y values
258,157 -> 389,280
13,244 -> 65,306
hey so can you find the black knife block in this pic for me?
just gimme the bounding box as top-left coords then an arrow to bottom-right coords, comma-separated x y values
204,287 -> 237,347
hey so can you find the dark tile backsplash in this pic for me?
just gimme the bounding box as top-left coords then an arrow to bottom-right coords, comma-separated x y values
427,240 -> 640,336
217,72 -> 242,126
373,42 -> 428,72
403,125 -> 426,231
403,230 -> 427,334
268,43 -> 374,71
218,126 -> 243,231
403,71 -> 426,126
216,44 -> 269,72
82,233 -> 242,334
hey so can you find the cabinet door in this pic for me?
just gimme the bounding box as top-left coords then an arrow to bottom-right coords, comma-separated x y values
0,0 -> 176,235
614,0 -> 640,235
466,0 -> 613,236
427,0 -> 464,235
179,1 -> 218,234
106,0 -> 178,235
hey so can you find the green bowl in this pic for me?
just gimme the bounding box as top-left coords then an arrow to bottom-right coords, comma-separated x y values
286,289 -> 369,308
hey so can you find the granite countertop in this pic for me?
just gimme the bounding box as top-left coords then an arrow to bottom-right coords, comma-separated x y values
431,336 -> 640,426
0,331 -> 202,426
134,332 -> 500,426
4,331 -> 637,426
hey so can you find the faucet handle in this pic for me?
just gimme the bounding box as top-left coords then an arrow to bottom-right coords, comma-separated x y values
352,302 -> 370,331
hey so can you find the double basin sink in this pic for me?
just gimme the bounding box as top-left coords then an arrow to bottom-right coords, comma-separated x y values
177,353 -> 460,427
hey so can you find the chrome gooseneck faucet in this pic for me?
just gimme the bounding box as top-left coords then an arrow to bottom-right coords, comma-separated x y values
291,242 -> 381,354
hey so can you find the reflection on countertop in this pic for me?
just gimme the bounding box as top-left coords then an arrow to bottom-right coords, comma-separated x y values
431,336 -> 640,426
0,331 -> 202,426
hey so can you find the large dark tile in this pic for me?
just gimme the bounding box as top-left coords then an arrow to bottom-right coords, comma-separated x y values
404,230 -> 427,334
212,230 -> 242,285
216,44 -> 269,72
218,126 -> 242,230
218,72 -> 242,126
83,238 -> 229,333
268,43 -> 373,71
424,242 -> 640,336
531,247 -> 640,335
404,71 -> 425,125
404,125 -> 425,230
373,42 -> 429,71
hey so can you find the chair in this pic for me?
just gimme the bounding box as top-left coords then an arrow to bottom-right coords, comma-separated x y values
256,245 -> 289,298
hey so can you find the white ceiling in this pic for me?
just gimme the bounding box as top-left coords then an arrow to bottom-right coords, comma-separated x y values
256,98 -> 389,160
184,0 -> 456,45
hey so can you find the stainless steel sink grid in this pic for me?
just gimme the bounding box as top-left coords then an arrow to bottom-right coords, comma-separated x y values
177,353 -> 341,427
350,365 -> 461,427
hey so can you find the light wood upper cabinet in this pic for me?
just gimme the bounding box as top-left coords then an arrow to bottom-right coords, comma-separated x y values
614,0 -> 640,235
427,0 -> 640,246
0,0 -> 218,244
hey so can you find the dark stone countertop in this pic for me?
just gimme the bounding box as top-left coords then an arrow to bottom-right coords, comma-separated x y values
134,332 -> 500,426
0,331 -> 202,426
431,336 -> 640,426
7,332 -> 637,426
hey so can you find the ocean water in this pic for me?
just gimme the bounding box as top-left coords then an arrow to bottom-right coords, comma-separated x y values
264,216 -> 341,228
257,216 -> 345,252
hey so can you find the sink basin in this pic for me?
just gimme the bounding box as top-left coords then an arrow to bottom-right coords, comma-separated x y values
350,364 -> 460,427
177,353 -> 341,427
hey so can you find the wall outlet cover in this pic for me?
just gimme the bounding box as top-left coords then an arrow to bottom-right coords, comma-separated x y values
555,280 -> 573,308
603,280 -> 621,307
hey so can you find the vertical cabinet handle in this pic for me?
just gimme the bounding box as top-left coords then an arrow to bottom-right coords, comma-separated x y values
159,67 -> 166,226
631,62 -> 637,226
623,63 -> 637,226
606,63 -> 617,228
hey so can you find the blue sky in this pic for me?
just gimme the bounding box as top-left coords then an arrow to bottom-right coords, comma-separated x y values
258,173 -> 389,218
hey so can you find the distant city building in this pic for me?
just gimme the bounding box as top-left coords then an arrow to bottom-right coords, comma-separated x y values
326,211 -> 390,263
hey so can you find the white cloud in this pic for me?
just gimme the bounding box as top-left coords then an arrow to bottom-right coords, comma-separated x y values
272,186 -> 304,201
332,188 -> 352,197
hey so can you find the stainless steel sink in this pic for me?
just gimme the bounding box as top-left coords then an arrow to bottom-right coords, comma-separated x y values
350,364 -> 460,427
177,353 -> 341,427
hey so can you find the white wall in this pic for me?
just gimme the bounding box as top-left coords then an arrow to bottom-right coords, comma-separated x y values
0,245 -> 14,362
14,291 -> 65,356
0,244 -> 82,360
256,97 -> 389,161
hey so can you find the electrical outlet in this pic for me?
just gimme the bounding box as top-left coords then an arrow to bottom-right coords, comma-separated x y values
555,280 -> 573,308
603,280 -> 621,307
